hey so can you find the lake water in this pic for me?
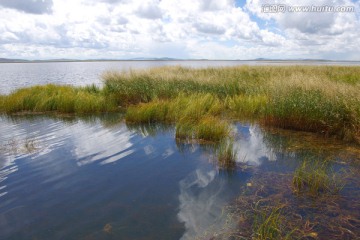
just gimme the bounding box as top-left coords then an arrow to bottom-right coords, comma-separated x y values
0,61 -> 359,239
0,115 -> 359,239
0,116 -> 268,239
1,60 -> 360,95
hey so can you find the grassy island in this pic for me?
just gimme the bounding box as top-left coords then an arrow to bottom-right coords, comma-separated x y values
1,65 -> 359,144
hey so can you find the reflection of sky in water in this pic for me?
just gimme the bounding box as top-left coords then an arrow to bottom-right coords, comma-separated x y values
0,116 -> 271,239
70,122 -> 135,166
177,166 -> 252,240
235,124 -> 276,166
177,124 -> 275,239
178,168 -> 220,240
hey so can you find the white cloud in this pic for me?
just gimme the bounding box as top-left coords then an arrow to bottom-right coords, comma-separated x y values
0,0 -> 358,59
245,0 -> 360,59
135,0 -> 162,19
0,0 -> 53,14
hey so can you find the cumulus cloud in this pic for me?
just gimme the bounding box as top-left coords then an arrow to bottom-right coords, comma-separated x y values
193,22 -> 226,35
0,0 -> 53,14
136,1 -> 162,19
245,0 -> 360,58
199,0 -> 234,11
0,0 -> 359,59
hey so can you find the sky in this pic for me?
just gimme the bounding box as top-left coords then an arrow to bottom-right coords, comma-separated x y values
0,0 -> 359,60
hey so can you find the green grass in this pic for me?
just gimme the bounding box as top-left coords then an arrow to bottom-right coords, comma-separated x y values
253,206 -> 283,240
0,84 -> 117,114
126,94 -> 227,142
225,94 -> 268,119
216,140 -> 237,169
292,160 -> 344,196
109,66 -> 360,143
1,66 -> 360,143
175,116 -> 230,142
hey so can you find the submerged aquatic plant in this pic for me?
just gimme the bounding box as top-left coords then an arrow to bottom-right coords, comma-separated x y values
0,137 -> 40,155
292,160 -> 345,196
252,206 -> 284,240
209,167 -> 359,240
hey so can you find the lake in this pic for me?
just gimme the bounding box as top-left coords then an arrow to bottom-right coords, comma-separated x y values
1,60 -> 360,95
0,115 -> 270,239
0,114 -> 359,239
0,61 -> 359,239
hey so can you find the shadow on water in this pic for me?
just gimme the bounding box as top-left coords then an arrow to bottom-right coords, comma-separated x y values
0,115 -> 359,239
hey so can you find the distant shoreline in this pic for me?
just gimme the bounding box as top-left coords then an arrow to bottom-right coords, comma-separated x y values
1,58 -> 360,64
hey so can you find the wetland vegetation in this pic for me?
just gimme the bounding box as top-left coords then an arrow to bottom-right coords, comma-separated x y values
1,65 -> 359,144
1,65 -> 360,239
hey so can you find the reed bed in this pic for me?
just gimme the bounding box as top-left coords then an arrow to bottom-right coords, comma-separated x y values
0,84 -> 117,114
107,65 -> 360,143
1,65 -> 359,143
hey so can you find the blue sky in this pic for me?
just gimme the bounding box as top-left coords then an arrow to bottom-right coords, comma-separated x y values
0,0 -> 359,60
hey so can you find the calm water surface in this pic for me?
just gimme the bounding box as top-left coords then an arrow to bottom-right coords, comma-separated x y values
1,60 -> 360,94
0,115 -> 258,239
0,115 -> 359,239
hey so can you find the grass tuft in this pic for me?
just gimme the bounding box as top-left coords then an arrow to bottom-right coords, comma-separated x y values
292,160 -> 344,196
253,206 -> 284,240
215,140 -> 237,169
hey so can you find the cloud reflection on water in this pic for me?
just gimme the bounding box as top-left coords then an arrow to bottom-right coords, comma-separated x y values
235,125 -> 276,166
178,168 -> 224,240
70,122 -> 135,166
177,124 -> 275,239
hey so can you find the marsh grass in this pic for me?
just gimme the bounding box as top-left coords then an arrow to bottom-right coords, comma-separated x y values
111,66 -> 360,143
1,66 -> 360,143
226,94 -> 267,119
126,94 -> 229,142
0,84 -> 117,114
292,160 -> 344,196
215,140 -> 237,169
174,117 -> 230,143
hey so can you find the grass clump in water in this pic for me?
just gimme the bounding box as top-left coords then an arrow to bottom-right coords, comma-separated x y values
215,140 -> 237,169
175,117 -> 230,143
196,117 -> 230,142
126,94 -> 229,142
292,160 -> 344,196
